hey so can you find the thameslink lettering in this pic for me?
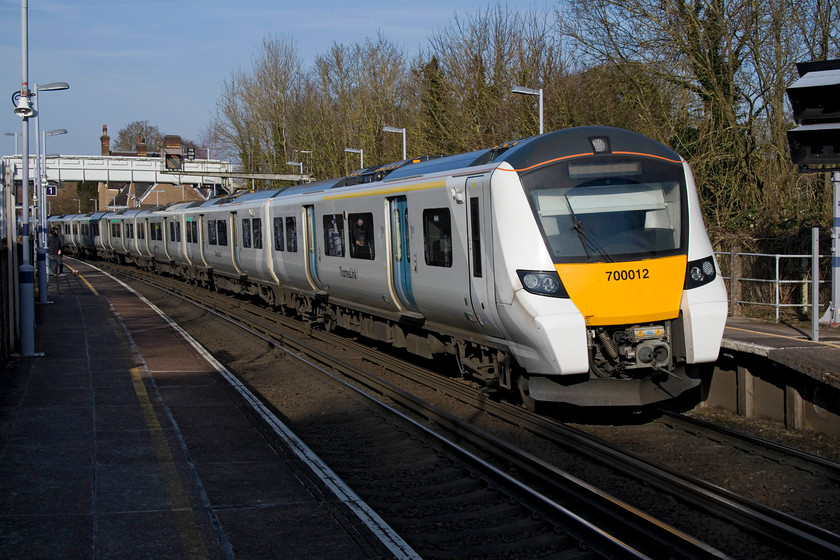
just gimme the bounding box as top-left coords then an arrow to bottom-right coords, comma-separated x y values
340,267 -> 358,279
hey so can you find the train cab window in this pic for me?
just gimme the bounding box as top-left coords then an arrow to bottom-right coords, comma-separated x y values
217,220 -> 228,246
208,220 -> 217,245
323,214 -> 345,257
242,218 -> 252,248
349,213 -> 374,260
286,217 -> 297,252
253,218 -> 262,249
423,208 -> 452,267
273,217 -> 285,251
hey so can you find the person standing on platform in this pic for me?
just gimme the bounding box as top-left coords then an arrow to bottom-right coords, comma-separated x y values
48,227 -> 64,276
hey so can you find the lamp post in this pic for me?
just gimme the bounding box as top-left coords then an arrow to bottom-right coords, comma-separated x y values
344,147 -> 364,169
287,160 -> 303,176
511,84 -> 544,135
4,132 -> 19,153
72,198 -> 80,212
31,82 -> 68,306
32,83 -> 69,246
14,0 -> 38,355
382,126 -> 406,160
90,198 -> 97,212
35,127 -> 66,303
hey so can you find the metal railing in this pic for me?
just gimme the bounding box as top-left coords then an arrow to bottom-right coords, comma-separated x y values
716,250 -> 829,323
716,228 -> 827,341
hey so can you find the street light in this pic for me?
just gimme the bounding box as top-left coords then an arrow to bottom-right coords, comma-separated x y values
32,82 -> 69,241
90,198 -> 97,212
286,160 -> 303,175
4,132 -> 19,153
511,84 -> 544,135
30,82 -> 69,306
344,147 -> 364,168
382,126 -> 406,160
299,150 -> 312,176
72,198 -> 80,212
15,0 -> 36,355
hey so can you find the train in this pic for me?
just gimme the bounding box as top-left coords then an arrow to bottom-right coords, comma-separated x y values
50,126 -> 728,409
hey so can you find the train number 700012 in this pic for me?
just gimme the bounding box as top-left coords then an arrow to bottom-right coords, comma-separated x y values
605,268 -> 650,281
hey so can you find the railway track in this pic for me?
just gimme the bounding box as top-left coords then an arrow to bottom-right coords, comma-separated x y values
98,261 -> 840,559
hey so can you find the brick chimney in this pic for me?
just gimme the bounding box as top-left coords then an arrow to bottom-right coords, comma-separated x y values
136,134 -> 147,157
163,135 -> 181,151
100,124 -> 110,156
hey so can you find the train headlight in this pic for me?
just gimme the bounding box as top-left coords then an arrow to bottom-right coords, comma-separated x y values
685,256 -> 717,289
517,270 -> 569,298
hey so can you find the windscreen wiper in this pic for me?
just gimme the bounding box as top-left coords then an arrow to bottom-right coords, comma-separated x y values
564,195 -> 614,263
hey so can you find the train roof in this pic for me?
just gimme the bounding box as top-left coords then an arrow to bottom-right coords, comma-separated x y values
496,126 -> 682,171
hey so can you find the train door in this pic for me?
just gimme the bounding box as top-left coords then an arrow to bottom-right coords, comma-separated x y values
162,217 -> 173,261
388,196 -> 418,312
198,214 -> 209,267
231,212 -> 243,274
464,176 -> 504,337
303,205 -> 324,291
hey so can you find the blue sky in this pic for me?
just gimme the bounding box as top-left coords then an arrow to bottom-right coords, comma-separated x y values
0,0 -> 506,157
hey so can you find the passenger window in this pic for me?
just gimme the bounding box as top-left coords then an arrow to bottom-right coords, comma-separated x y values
323,214 -> 345,257
242,218 -> 252,248
253,218 -> 262,249
217,220 -> 228,246
423,208 -> 452,267
349,212 -> 374,260
208,220 -> 217,245
286,217 -> 297,252
273,217 -> 284,251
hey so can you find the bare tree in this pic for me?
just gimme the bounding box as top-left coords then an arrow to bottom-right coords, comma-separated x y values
114,121 -> 163,152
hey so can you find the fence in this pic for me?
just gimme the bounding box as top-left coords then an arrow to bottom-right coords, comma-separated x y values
716,237 -> 829,325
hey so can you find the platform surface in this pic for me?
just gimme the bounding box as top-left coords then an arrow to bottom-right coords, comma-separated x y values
0,261 -> 412,560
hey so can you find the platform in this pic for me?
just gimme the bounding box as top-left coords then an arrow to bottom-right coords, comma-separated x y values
723,317 -> 840,391
0,260 -> 416,560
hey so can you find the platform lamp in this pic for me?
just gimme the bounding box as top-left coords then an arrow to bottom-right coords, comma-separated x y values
287,160 -> 303,176
14,0 -> 39,356
344,147 -> 363,169
31,82 -> 69,305
511,84 -> 543,135
382,126 -> 406,160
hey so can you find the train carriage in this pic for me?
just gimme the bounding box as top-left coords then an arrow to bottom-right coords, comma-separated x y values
52,126 -> 727,409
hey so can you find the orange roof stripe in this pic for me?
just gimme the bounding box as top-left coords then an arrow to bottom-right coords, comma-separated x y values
499,150 -> 684,173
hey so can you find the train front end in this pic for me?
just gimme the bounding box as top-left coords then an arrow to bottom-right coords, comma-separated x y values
495,127 -> 728,407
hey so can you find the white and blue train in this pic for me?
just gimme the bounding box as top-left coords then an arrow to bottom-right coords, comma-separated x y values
51,126 -> 728,409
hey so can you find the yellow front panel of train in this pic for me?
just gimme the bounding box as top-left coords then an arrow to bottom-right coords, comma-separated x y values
555,255 -> 687,326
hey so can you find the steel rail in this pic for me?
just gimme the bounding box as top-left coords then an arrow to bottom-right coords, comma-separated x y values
106,264 -> 727,559
104,262 -> 840,558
